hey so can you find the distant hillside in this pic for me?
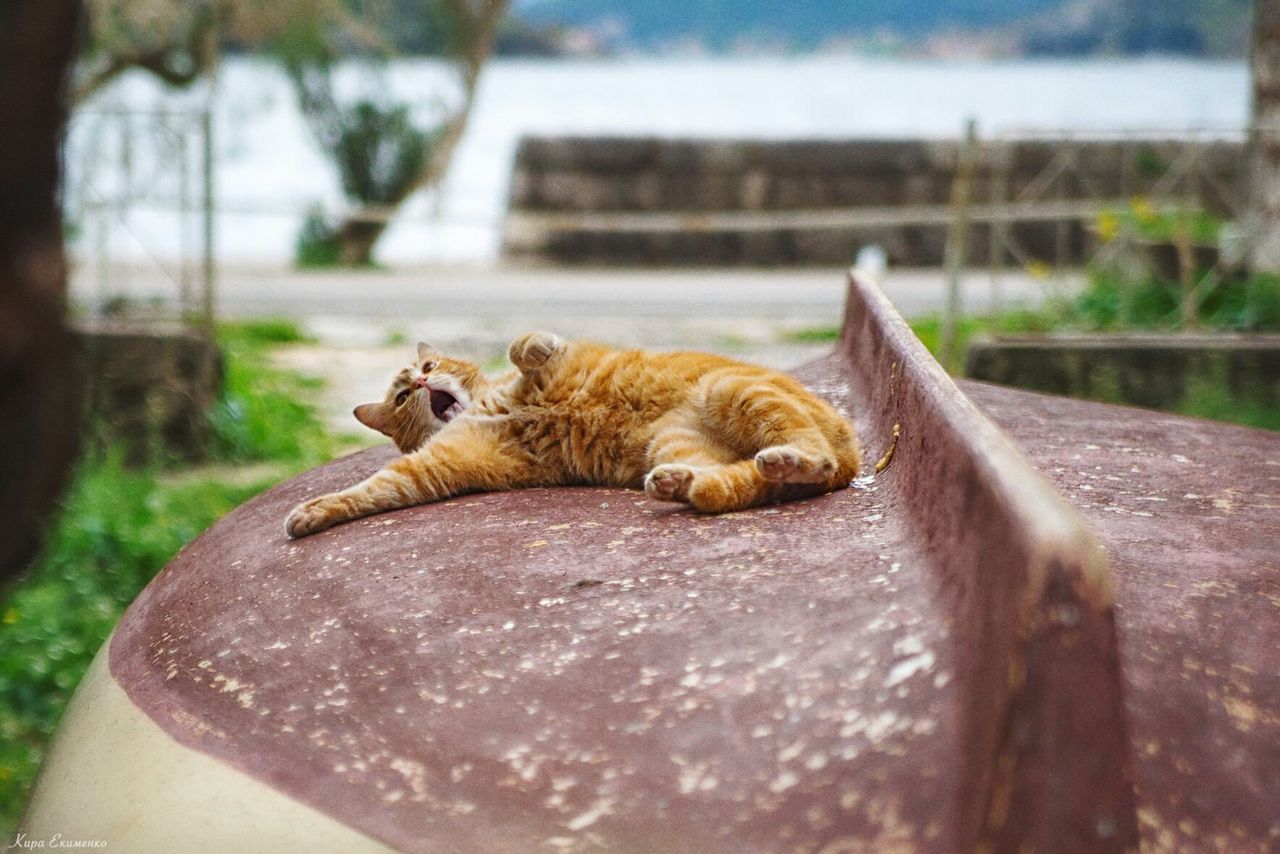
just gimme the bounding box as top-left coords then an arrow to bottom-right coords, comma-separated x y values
1016,0 -> 1250,58
517,0 -> 1251,57
520,0 -> 1062,50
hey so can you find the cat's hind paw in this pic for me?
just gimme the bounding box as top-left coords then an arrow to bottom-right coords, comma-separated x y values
644,463 -> 697,503
285,495 -> 343,539
508,332 -> 563,374
754,445 -> 836,484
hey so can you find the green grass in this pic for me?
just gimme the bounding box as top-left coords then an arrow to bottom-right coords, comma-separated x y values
208,321 -> 332,464
907,307 -> 1063,372
1177,381 -> 1280,432
0,319 -> 336,834
780,326 -> 840,344
787,281 -> 1278,433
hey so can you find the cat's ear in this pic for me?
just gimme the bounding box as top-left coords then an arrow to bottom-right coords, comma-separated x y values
354,402 -> 390,434
417,342 -> 441,367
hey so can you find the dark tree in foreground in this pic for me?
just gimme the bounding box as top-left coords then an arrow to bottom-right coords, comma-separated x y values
0,1 -> 84,586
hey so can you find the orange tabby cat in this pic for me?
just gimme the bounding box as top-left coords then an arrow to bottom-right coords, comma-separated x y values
285,333 -> 860,538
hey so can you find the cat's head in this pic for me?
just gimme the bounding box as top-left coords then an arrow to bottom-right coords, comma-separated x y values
354,342 -> 485,452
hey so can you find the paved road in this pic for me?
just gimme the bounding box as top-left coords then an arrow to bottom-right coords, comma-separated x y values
73,263 -> 1071,328
74,262 -> 1076,435
74,261 -> 1075,427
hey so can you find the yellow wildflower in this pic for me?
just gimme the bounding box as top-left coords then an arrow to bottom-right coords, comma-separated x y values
1026,260 -> 1052,280
2,608 -> 15,625
1097,211 -> 1120,242
1131,196 -> 1155,223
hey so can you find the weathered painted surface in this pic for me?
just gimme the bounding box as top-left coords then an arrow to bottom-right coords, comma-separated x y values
96,273 -> 1134,852
965,381 -> 1280,852
21,639 -> 389,851
112,465 -> 957,851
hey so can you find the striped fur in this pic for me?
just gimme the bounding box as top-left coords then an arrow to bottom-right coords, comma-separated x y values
285,332 -> 860,537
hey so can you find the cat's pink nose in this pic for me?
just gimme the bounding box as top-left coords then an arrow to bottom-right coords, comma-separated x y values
412,375 -> 431,390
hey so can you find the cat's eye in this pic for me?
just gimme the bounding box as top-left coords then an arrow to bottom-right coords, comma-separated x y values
394,389 -> 410,407
422,360 -> 438,373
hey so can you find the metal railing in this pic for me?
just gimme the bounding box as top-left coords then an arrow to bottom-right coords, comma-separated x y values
65,106 -> 216,332
940,123 -> 1248,365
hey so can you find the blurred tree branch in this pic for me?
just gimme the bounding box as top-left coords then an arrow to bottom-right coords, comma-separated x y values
73,0 -> 379,104
285,0 -> 509,265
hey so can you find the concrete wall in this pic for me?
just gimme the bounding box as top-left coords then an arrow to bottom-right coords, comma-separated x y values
504,136 -> 1243,267
75,321 -> 221,465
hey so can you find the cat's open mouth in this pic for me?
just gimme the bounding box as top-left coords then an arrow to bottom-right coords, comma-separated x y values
430,388 -> 465,422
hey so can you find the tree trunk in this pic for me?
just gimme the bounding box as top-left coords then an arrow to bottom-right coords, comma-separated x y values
1249,0 -> 1280,273
0,0 -> 84,585
337,218 -> 386,267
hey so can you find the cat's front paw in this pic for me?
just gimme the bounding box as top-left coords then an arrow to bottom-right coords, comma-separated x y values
754,445 -> 836,484
285,495 -> 345,538
644,464 -> 697,502
508,332 -> 563,373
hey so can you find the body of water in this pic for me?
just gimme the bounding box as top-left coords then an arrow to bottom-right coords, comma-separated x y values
72,56 -> 1248,266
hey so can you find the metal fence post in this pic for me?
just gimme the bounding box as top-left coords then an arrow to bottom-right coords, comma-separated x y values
201,105 -> 216,339
943,118 -> 978,371
988,141 -> 1010,319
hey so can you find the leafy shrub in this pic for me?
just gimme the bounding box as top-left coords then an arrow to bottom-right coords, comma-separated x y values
1076,270 -> 1280,332
295,205 -> 343,268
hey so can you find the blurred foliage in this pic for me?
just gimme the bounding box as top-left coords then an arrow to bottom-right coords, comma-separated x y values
0,320 -> 335,833
783,308 -> 1058,353
1074,272 -> 1280,332
1177,375 -> 1280,433
1095,199 -> 1221,246
787,267 -> 1277,432
1090,203 -> 1279,331
781,326 -> 841,344
75,0 -> 372,102
913,308 -> 1060,364
336,102 -> 431,206
290,100 -> 435,267
279,0 -> 507,265
295,205 -> 345,268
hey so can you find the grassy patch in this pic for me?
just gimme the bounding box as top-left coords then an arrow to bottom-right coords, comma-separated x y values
1177,372 -> 1280,433
910,307 -> 1062,371
222,318 -> 315,347
780,326 -> 841,344
207,321 -> 334,464
0,320 -> 335,833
